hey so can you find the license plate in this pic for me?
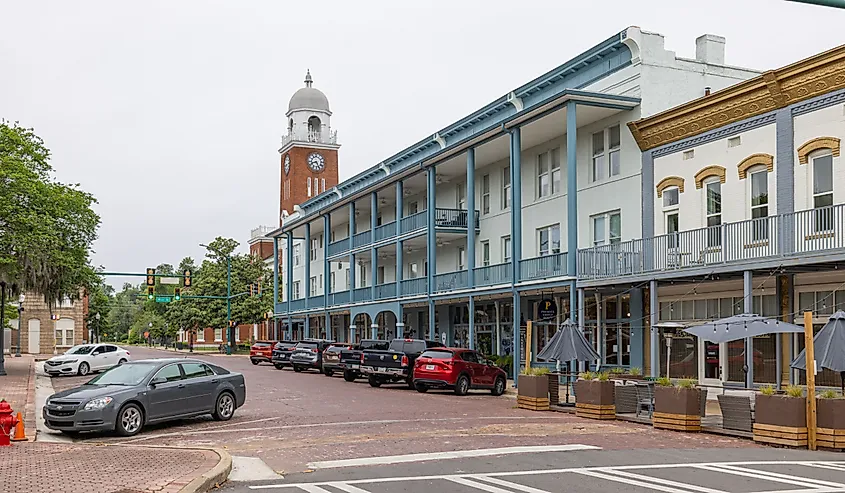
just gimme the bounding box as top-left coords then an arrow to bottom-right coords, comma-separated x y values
426,365 -> 435,370
348,364 -> 359,369
378,367 -> 386,373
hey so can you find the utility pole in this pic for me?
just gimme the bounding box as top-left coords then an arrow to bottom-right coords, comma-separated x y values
16,293 -> 24,357
227,254 -> 232,355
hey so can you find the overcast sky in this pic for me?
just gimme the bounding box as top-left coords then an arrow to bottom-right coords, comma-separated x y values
2,0 -> 843,289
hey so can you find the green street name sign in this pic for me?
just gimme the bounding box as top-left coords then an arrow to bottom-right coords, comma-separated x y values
155,296 -> 172,303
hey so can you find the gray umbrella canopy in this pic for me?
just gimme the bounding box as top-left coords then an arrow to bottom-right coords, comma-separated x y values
537,319 -> 600,362
683,313 -> 804,343
791,311 -> 845,373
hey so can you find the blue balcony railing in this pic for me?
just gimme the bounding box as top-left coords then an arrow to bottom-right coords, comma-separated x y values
520,253 -> 567,281
434,270 -> 468,292
400,277 -> 427,296
400,211 -> 427,234
352,230 -> 371,249
308,294 -> 325,308
374,221 -> 396,242
327,239 -> 348,257
375,282 -> 396,300
434,208 -> 480,230
328,290 -> 349,306
353,287 -> 371,303
289,298 -> 306,312
474,262 -> 512,286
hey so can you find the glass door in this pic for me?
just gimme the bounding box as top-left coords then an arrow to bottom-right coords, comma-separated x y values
699,338 -> 726,398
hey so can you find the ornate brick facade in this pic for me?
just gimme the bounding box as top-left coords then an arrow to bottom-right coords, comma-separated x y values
280,146 -> 339,224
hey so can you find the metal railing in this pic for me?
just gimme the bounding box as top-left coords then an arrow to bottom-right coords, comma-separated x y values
578,204 -> 845,280
400,211 -> 427,234
250,225 -> 274,239
474,262 -> 511,287
375,283 -> 396,300
308,294 -> 325,308
327,239 -> 348,257
374,221 -> 396,242
400,277 -> 427,296
434,270 -> 468,292
289,299 -> 306,312
520,252 -> 567,281
329,290 -> 349,306
353,287 -> 371,303
280,127 -> 338,147
352,230 -> 371,249
434,208 -> 480,229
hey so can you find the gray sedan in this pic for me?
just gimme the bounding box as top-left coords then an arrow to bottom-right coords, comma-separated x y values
43,358 -> 246,436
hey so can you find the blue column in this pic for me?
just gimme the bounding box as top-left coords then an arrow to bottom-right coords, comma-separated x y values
286,232 -> 294,339
509,128 -> 522,282
468,296 -> 475,350
325,313 -> 331,340
566,101 -> 578,276
466,148 -> 476,288
324,215 -> 331,303
371,192 -> 378,298
304,222 -> 311,307
396,181 -> 403,294
649,280 -> 658,378
744,270 -> 754,387
349,202 -> 356,294
427,167 -> 436,294
349,324 -> 357,344
428,300 -> 435,340
512,291 -> 521,386
305,315 -> 310,339
273,235 -> 279,311
396,305 -> 404,338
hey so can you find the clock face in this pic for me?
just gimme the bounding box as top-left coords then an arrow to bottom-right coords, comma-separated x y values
307,152 -> 325,172
284,155 -> 290,175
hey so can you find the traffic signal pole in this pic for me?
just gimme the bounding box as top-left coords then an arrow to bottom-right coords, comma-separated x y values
226,255 -> 232,355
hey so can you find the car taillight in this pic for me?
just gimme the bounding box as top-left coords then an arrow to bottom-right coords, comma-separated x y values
360,353 -> 365,363
125,351 -> 130,356
401,355 -> 408,366
312,348 -> 318,353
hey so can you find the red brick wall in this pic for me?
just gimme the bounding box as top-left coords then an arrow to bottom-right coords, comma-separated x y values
280,147 -> 339,225
249,240 -> 274,260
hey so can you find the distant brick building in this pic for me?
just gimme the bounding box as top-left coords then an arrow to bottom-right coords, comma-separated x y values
12,290 -> 88,354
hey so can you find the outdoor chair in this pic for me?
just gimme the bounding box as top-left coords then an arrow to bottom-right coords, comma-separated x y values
717,394 -> 753,432
634,382 -> 654,418
615,383 -> 638,414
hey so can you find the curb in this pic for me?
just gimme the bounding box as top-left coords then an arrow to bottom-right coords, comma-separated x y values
180,447 -> 233,493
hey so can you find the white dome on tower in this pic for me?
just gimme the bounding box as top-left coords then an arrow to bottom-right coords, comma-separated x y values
287,70 -> 330,114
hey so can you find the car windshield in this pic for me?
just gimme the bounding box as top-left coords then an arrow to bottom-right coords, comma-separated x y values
296,342 -> 317,349
420,350 -> 453,360
85,363 -> 158,386
66,345 -> 94,355
274,342 -> 296,350
253,342 -> 272,348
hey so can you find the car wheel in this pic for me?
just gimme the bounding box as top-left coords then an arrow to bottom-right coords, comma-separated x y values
251,360 -> 260,366
415,383 -> 428,393
454,375 -> 470,396
406,378 -> 416,390
343,370 -> 356,382
117,358 -> 127,365
368,375 -> 382,388
116,403 -> 144,437
212,392 -> 236,421
274,364 -> 284,370
323,368 -> 334,377
77,362 -> 90,376
491,376 -> 506,396
293,366 -> 302,372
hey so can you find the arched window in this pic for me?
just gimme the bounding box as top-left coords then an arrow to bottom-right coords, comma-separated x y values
307,177 -> 312,197
308,115 -> 321,131
288,118 -> 294,132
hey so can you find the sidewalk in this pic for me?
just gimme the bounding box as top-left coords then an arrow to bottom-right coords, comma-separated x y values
0,355 -> 37,437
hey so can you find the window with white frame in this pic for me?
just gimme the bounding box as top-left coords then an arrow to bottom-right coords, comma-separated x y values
705,180 -> 722,247
359,264 -> 367,286
408,201 -> 418,215
307,177 -> 312,197
502,236 -> 512,263
310,238 -> 318,261
214,328 -> 223,342
537,224 -> 561,255
663,186 -> 680,248
813,153 -> 834,231
321,178 -> 326,193
457,183 -> 466,209
377,266 -> 385,284
345,269 -> 349,289
592,211 -> 621,246
330,272 -> 336,291
481,174 -> 490,214
310,276 -> 317,296
537,149 -> 561,198
458,247 -> 466,270
591,125 -> 621,181
750,168 -> 769,241
502,166 -> 510,210
481,240 -> 490,266
292,281 -> 301,299
294,244 -> 301,266
409,262 -> 419,279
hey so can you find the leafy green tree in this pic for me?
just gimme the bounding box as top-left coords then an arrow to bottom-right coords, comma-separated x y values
85,278 -> 113,342
108,283 -> 142,342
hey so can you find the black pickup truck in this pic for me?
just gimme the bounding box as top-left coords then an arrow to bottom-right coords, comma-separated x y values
339,339 -> 389,382
361,338 -> 445,388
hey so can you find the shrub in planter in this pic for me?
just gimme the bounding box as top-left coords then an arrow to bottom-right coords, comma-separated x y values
653,378 -> 701,432
753,385 -> 807,448
575,371 -> 616,420
517,368 -> 550,411
817,390 -> 845,450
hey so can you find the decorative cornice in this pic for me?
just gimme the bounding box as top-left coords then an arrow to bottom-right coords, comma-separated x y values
656,176 -> 685,197
694,165 -> 726,189
737,153 -> 774,179
628,43 -> 845,151
797,136 -> 841,164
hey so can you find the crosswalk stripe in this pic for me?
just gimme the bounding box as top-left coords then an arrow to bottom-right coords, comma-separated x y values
475,476 -> 554,493
328,483 -> 372,493
297,486 -> 334,493
693,465 -> 844,489
597,469 -> 726,493
809,462 -> 845,472
715,464 -> 845,489
447,477 -> 519,493
574,469 -> 698,493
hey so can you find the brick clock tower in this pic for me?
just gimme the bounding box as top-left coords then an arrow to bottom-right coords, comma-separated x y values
278,70 -> 340,224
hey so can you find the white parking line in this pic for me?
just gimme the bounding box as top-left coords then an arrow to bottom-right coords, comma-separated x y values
597,469 -> 726,493
809,462 -> 845,472
693,465 -> 845,489
575,469 -> 699,493
327,483 -> 371,493
716,464 -> 845,488
306,445 -> 600,469
474,476 -> 553,493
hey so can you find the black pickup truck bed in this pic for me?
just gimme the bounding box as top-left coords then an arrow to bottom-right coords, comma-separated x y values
361,338 -> 444,388
339,340 -> 389,382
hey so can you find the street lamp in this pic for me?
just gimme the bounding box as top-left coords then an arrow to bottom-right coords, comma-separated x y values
200,243 -> 233,355
148,322 -> 152,346
95,312 -> 101,344
15,294 -> 24,357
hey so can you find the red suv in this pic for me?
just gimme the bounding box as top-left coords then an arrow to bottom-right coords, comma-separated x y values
413,348 -> 507,396
250,341 -> 276,365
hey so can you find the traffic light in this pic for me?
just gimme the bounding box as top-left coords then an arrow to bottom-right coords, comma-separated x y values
183,269 -> 192,287
249,284 -> 255,296
147,286 -> 154,300
146,268 -> 156,286
174,288 -> 181,301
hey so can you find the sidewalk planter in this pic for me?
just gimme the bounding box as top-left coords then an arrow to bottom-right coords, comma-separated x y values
517,374 -> 550,411
817,398 -> 845,450
575,380 -> 616,420
653,386 -> 701,432
753,394 -> 807,448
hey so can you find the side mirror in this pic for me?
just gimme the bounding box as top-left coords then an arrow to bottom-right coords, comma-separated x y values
150,376 -> 166,387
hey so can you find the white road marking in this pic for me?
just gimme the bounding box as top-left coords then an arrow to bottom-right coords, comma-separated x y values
715,464 -> 845,488
305,445 -> 600,469
297,486 -> 334,493
754,489 -> 845,493
596,469 -> 726,493
575,469 -> 700,493
447,477 -> 517,493
34,362 -> 74,443
327,483 -> 372,493
693,465 -> 844,489
809,462 -> 845,472
473,476 -> 553,493
229,456 -> 283,482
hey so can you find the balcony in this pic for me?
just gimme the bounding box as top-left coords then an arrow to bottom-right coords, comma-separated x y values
520,253 -> 567,281
434,270 -> 469,293
289,298 -> 306,312
434,208 -> 480,230
327,239 -> 348,257
280,127 -> 338,148
374,221 -> 396,242
375,282 -> 396,300
352,230 -> 371,249
328,290 -> 349,306
400,278 -> 427,296
400,211 -> 427,234
308,294 -> 325,308
578,204 -> 845,281
353,287 -> 371,303
475,262 -> 512,287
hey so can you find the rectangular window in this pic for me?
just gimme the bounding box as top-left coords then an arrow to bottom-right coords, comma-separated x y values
330,272 -> 336,291
321,178 -> 326,192
813,154 -> 834,231
458,247 -> 466,270
502,166 -> 510,209
750,170 -> 769,241
345,269 -> 349,289
377,266 -> 385,284
683,150 -> 695,160
481,174 -> 490,214
608,125 -> 621,177
663,188 -> 679,208
592,131 -> 605,182
310,276 -> 317,296
538,224 -> 561,255
728,136 -> 741,148
409,262 -> 419,279
293,281 -> 301,299
551,148 -> 561,194
666,212 -> 679,249
376,215 -> 382,227
310,238 -> 318,261
592,126 -> 621,181
593,216 -> 606,246
502,236 -> 512,263
457,183 -> 466,210
294,245 -> 301,266
537,151 -> 550,198
481,241 -> 490,267
706,181 -> 722,247
592,212 -> 621,246
408,201 -> 419,215
307,177 -> 312,197
214,328 -> 222,342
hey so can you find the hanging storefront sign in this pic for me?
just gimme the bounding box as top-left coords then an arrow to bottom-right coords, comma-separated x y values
538,298 -> 558,320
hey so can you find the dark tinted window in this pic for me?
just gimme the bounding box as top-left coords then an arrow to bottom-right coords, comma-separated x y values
253,342 -> 272,348
420,350 -> 453,360
275,342 -> 297,350
426,340 -> 445,348
390,340 -> 426,354
87,363 -> 157,385
296,342 -> 317,349
326,346 -> 344,354
154,364 -> 183,382
104,345 -> 117,353
92,345 -> 106,354
460,351 -> 479,364
181,363 -> 213,379
361,340 -> 390,350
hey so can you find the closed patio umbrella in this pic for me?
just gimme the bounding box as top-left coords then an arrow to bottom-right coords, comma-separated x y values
790,311 -> 845,394
537,319 -> 600,362
683,313 -> 804,344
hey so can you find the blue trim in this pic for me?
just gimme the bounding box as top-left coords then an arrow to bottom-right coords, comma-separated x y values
791,87 -> 845,116
468,296 -> 475,350
396,180 -> 404,289
512,291 -> 521,386
371,192 -> 378,301
466,148 -> 476,289
427,168 -> 436,295
651,112 -> 776,158
428,300 -> 435,340
323,214 -> 331,301
566,100 -> 578,277
273,236 -> 279,310
286,232 -> 293,338
641,150 -> 654,271
304,222 -> 311,307
509,128 -> 522,283
348,203 -> 356,293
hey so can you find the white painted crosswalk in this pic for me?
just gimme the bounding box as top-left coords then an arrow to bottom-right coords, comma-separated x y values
250,461 -> 845,493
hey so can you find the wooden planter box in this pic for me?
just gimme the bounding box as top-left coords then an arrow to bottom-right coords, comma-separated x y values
653,386 -> 701,432
574,380 -> 616,420
817,398 -> 845,450
753,394 -> 807,448
517,374 -> 549,411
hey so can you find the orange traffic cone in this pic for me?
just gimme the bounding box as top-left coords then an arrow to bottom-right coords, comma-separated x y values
11,413 -> 26,441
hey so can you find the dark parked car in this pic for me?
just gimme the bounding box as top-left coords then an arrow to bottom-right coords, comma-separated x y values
271,341 -> 299,369
250,340 -> 277,366
413,348 -> 507,396
361,338 -> 444,388
340,340 -> 389,382
322,343 -> 353,376
290,339 -> 335,372
43,358 -> 246,437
